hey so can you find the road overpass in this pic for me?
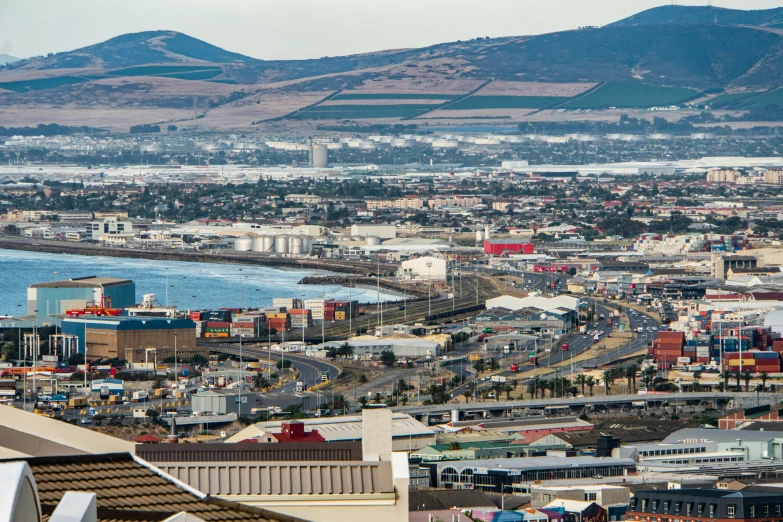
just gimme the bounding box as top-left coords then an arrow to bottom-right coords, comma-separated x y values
393,392 -> 780,424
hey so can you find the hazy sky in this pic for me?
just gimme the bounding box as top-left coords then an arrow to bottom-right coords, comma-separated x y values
2,0 -> 782,60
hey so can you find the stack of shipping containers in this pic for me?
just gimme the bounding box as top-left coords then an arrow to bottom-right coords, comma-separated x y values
334,300 -> 358,321
725,351 -> 781,373
266,312 -> 290,333
695,333 -> 712,363
652,331 -> 684,369
289,309 -> 312,329
230,313 -> 266,337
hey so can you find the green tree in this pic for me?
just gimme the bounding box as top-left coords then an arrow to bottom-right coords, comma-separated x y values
380,350 -> 396,367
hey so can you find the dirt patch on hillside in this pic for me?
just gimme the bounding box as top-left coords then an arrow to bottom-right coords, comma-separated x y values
476,81 -> 597,97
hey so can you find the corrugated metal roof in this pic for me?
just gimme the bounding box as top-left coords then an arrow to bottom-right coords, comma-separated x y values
157,461 -> 394,496
18,453 -> 304,522
137,442 -> 362,463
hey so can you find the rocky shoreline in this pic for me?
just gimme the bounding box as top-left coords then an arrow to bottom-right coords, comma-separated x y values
298,275 -> 431,298
0,237 -> 370,275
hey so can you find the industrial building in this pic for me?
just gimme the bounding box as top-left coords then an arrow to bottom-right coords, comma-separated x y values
398,256 -> 448,281
628,488 -> 783,522
351,224 -> 397,239
227,412 -> 436,451
318,337 -> 442,359
484,238 -> 535,256
60,316 -> 196,361
27,276 -> 135,317
429,456 -> 637,491
86,216 -> 134,243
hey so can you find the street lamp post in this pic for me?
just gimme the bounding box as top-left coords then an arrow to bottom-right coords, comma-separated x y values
426,262 -> 433,316
173,332 -> 178,386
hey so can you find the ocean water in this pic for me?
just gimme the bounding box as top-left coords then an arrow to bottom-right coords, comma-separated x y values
0,248 -> 399,316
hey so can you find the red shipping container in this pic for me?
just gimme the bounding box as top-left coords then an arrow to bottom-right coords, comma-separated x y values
207,321 -> 230,327
696,357 -> 709,363
190,311 -> 201,321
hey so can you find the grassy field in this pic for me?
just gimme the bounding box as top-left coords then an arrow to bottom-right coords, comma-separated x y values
332,93 -> 460,100
0,76 -> 89,92
561,82 -> 699,109
106,65 -> 223,76
737,88 -> 783,110
706,92 -> 761,108
290,104 -> 435,119
159,69 -> 223,81
444,95 -> 570,110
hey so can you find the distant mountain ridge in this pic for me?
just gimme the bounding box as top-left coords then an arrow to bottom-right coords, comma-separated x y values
0,54 -> 19,66
8,31 -> 254,71
610,5 -> 783,28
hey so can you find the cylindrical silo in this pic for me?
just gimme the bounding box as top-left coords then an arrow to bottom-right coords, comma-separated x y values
476,230 -> 484,242
302,237 -> 312,254
234,236 -> 252,252
251,236 -> 265,252
312,144 -> 328,168
366,236 -> 381,247
275,236 -> 289,254
262,236 -> 275,252
289,236 -> 304,255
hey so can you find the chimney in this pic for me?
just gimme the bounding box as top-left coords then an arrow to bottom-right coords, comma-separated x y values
362,408 -> 393,461
167,416 -> 179,444
283,420 -> 305,439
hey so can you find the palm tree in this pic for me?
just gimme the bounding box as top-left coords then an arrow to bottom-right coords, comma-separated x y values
741,370 -> 752,392
358,396 -> 368,408
337,342 -> 354,360
491,381 -> 504,402
504,383 -> 514,401
628,364 -> 640,393
463,390 -> 472,403
373,392 -> 383,404
760,371 -> 769,391
603,369 -> 616,396
448,441 -> 462,451
734,370 -> 742,389
396,378 -> 408,402
586,377 -> 596,396
529,376 -> 542,399
575,374 -> 587,396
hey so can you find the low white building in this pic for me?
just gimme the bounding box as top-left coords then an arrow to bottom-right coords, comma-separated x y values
486,294 -> 581,313
399,256 -> 447,281
351,224 -> 396,239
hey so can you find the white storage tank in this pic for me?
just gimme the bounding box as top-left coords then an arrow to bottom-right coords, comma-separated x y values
234,236 -> 252,252
476,230 -> 484,242
251,236 -> 265,252
275,236 -> 289,254
262,236 -> 275,252
302,237 -> 312,254
289,236 -> 304,255
366,235 -> 382,247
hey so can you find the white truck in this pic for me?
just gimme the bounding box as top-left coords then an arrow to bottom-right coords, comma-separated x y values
132,390 -> 149,402
295,382 -> 305,392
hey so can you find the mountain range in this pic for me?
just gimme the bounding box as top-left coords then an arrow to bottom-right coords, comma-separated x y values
2,4 -> 783,131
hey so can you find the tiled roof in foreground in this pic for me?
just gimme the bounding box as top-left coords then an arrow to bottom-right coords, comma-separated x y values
10,452 -> 304,522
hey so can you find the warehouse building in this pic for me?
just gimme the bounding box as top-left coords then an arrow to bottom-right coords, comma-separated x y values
60,316 -> 196,361
399,256 -> 448,281
628,488 -> 783,522
428,456 -> 637,492
350,223 -> 397,239
27,276 -> 135,317
484,238 -> 535,256
227,412 -> 436,451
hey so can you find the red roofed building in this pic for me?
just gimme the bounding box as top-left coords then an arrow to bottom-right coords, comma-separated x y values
483,238 -> 535,256
269,421 -> 326,443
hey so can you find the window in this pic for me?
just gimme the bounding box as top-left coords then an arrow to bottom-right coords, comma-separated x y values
709,505 -> 716,518
727,505 -> 735,519
776,504 -> 781,516
749,505 -> 755,518
440,467 -> 458,484
459,469 -> 473,484
697,503 -> 704,516
686,503 -> 693,516
664,501 -> 670,513
642,500 -> 648,511
675,502 -> 682,512
586,492 -> 598,501
653,501 -> 659,511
